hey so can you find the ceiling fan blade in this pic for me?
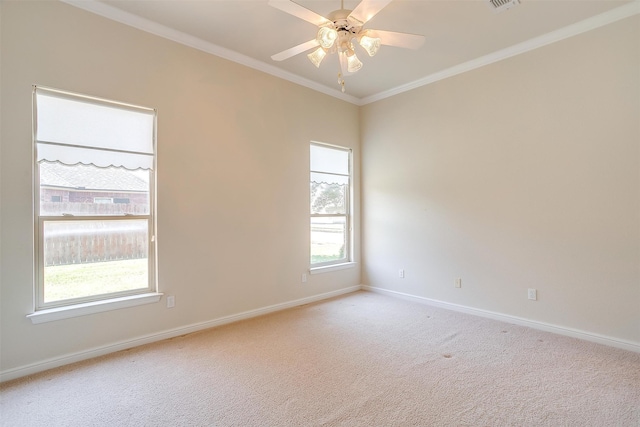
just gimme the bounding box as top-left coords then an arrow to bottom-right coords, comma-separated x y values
268,0 -> 331,27
271,39 -> 320,61
375,30 -> 426,49
348,0 -> 393,25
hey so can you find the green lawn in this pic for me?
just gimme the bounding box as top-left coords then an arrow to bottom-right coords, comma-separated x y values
311,241 -> 345,265
311,254 -> 343,264
44,258 -> 148,303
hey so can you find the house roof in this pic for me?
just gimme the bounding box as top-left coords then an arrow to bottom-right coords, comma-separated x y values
39,161 -> 149,192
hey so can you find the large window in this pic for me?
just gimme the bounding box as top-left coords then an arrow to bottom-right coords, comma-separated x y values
33,87 -> 156,310
310,143 -> 351,267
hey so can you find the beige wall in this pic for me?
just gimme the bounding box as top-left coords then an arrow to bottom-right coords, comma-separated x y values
1,1 -> 638,379
0,1 -> 360,374
361,16 -> 640,343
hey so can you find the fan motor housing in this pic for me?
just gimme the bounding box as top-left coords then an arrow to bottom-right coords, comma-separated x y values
328,9 -> 361,34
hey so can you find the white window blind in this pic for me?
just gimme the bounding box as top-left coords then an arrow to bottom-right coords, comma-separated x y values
310,172 -> 349,185
35,88 -> 155,170
310,144 -> 349,175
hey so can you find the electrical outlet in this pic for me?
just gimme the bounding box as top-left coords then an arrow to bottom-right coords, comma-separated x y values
302,273 -> 307,283
166,295 -> 175,308
399,269 -> 405,278
528,288 -> 537,301
455,278 -> 462,288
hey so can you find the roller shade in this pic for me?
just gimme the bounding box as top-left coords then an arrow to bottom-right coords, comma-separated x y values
35,88 -> 155,170
311,172 -> 349,185
310,144 -> 349,175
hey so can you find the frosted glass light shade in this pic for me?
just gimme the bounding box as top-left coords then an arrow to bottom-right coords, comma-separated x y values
359,34 -> 381,56
317,26 -> 338,49
307,47 -> 327,68
347,52 -> 363,73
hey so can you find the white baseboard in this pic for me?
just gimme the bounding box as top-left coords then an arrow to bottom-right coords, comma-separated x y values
362,285 -> 640,353
0,285 -> 361,383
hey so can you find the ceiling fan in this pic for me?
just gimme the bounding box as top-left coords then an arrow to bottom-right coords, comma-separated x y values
268,0 -> 425,92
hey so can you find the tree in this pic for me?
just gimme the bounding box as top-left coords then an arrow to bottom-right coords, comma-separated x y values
311,181 -> 346,214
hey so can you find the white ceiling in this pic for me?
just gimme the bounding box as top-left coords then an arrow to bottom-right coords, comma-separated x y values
66,0 -> 638,104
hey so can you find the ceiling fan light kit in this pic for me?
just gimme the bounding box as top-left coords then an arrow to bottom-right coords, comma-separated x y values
344,49 -> 363,73
307,47 -> 327,68
358,30 -> 382,57
269,0 -> 425,93
317,26 -> 338,48
304,9 -> 376,73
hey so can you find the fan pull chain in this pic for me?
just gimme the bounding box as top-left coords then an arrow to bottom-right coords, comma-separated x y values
338,73 -> 345,93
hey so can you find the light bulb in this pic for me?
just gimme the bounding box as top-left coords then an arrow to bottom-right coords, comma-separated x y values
307,47 -> 327,68
347,51 -> 363,73
317,26 -> 338,49
358,31 -> 381,57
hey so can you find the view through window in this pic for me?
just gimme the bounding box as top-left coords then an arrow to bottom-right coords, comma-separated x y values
310,143 -> 351,267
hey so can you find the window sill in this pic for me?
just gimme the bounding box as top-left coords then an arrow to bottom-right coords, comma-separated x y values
27,292 -> 163,324
310,262 -> 357,275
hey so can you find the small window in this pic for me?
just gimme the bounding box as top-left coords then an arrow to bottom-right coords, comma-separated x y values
310,143 -> 351,267
33,87 -> 156,310
94,197 -> 114,204
114,198 -> 130,204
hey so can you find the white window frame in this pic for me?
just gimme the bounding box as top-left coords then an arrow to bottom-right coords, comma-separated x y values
310,142 -> 352,270
32,86 -> 158,313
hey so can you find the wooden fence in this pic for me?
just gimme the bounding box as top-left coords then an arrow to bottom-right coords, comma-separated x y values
44,229 -> 148,266
41,202 -> 149,267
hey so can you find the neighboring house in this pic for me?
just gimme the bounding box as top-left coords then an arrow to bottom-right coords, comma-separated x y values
39,161 -> 149,211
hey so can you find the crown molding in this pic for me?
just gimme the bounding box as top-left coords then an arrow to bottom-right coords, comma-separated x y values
62,0 -> 639,107
358,1 -> 640,105
60,0 -> 360,105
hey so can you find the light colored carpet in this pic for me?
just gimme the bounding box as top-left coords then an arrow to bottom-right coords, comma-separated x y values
1,291 -> 639,426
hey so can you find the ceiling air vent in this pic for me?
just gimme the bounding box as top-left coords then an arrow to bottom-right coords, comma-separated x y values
487,0 -> 520,13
